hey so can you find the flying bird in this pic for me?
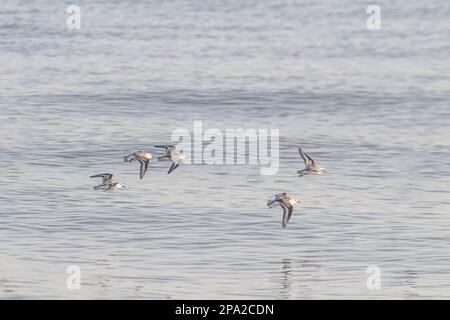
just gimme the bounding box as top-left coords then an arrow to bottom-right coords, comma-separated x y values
155,145 -> 186,174
90,173 -> 126,191
267,193 -> 300,228
297,147 -> 326,176
124,151 -> 153,179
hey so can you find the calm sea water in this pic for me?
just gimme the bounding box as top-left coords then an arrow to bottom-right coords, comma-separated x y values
1,0 -> 450,299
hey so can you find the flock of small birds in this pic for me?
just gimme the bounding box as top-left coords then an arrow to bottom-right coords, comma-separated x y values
266,147 -> 326,228
90,145 -> 325,229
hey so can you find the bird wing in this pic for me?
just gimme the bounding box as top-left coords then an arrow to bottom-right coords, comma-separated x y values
305,152 -> 316,167
298,147 -> 311,166
138,159 -> 150,180
168,162 -> 180,174
90,173 -> 113,183
299,147 -> 316,167
281,202 -> 293,228
155,145 -> 174,151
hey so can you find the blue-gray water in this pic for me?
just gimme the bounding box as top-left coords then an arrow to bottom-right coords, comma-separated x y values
1,0 -> 450,299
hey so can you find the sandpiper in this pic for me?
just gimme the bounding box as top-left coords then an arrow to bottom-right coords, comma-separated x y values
124,151 -> 153,179
90,173 -> 126,191
155,145 -> 186,174
297,147 -> 326,176
267,193 -> 300,228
